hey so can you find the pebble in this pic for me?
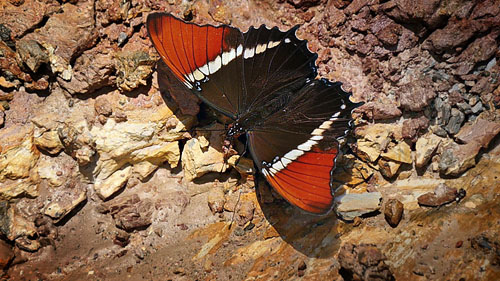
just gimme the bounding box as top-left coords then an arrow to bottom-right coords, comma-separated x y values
384,199 -> 404,227
334,192 -> 382,221
445,108 -> 465,135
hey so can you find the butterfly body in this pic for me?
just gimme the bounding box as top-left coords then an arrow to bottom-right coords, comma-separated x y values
147,13 -> 362,214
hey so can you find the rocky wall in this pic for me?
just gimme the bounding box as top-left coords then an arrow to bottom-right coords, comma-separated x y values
0,0 -> 499,280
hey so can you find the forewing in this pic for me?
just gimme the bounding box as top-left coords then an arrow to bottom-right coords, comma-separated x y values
147,13 -> 245,119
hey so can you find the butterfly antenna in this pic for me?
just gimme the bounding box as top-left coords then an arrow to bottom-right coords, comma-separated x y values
229,188 -> 242,230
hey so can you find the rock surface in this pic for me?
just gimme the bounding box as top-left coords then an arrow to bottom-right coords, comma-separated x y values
0,0 -> 500,280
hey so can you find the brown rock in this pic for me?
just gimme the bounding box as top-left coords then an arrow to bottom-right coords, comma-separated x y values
402,115 -> 429,142
371,15 -> 402,47
424,19 -> 482,54
417,184 -> 458,207
0,111 -> 4,128
384,199 -> 403,227
58,42 -> 117,95
100,194 -> 153,231
455,117 -> 500,148
451,35 -> 498,75
381,141 -> 412,164
16,39 -> 49,73
399,80 -> 436,112
382,0 -> 443,29
94,96 -> 113,117
113,229 -> 130,247
355,101 -> 402,120
0,41 -> 32,82
345,0 -> 373,15
338,243 -> 395,281
23,1 -> 97,66
0,0 -> 58,38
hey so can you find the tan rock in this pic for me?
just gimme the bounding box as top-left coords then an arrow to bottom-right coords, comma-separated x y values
378,158 -> 401,178
380,178 -> 445,210
415,134 -> 442,168
115,50 -> 156,92
37,155 -> 64,187
181,125 -> 227,181
439,141 -> 480,176
0,202 -> 40,251
91,118 -> 182,180
44,186 -> 87,222
207,186 -> 225,214
355,139 -> 380,163
334,192 -> 382,221
34,130 -> 63,155
0,128 -> 39,181
133,161 -> 159,181
0,180 -> 39,201
381,141 -> 412,164
94,166 -> 132,200
334,155 -> 375,187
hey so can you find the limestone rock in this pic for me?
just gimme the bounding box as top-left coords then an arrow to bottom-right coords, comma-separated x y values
0,126 -> 39,181
34,130 -> 63,155
381,141 -> 412,164
58,120 -> 96,166
91,117 -> 183,181
133,161 -> 159,181
334,192 -> 382,221
94,166 -> 132,200
415,133 -> 442,168
181,124 -> 227,181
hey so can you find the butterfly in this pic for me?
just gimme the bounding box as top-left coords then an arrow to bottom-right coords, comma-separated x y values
147,13 -> 361,214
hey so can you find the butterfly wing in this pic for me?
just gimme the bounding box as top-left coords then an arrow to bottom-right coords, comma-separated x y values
247,80 -> 359,214
147,13 -> 318,120
147,13 -> 245,119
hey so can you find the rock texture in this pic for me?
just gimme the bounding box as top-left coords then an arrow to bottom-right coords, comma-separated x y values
1,0 -> 500,280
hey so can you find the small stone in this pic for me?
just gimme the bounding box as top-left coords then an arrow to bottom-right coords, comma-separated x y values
236,200 -> 255,226
16,39 -> 49,73
44,186 -> 87,223
113,229 -> 130,247
384,199 -> 404,227
378,158 -> 401,178
456,102 -> 472,114
94,96 -> 113,116
439,142 -> 481,176
381,141 -> 412,164
354,140 -> 381,163
417,184 -> 457,207
100,194 -> 153,231
415,134 -> 442,168
445,108 -> 465,135
334,192 -> 382,221
94,166 -> 132,200
471,101 -> 483,114
207,187 -> 225,214
227,155 -> 254,176
34,130 -> 64,155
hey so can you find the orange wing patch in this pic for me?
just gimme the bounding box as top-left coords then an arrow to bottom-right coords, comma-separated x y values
264,147 -> 338,214
147,13 -> 232,85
